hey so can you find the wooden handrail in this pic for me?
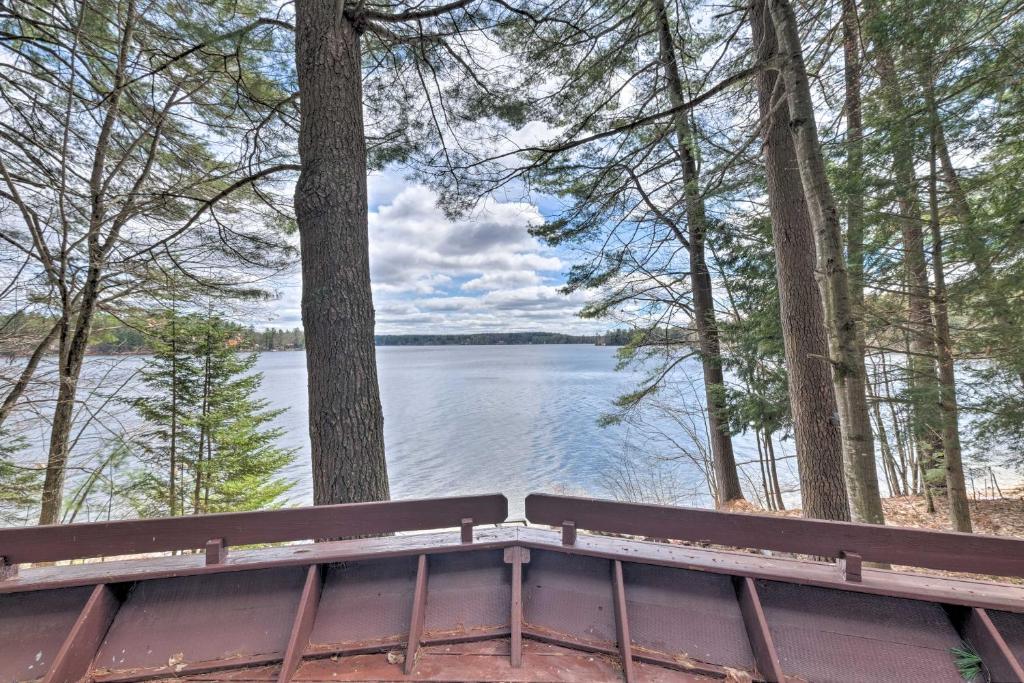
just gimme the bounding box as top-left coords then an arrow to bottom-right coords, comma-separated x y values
525,493 -> 1024,578
0,494 -> 508,565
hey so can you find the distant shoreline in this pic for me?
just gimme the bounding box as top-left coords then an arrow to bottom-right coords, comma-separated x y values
4,331 -> 628,358
374,332 -> 626,347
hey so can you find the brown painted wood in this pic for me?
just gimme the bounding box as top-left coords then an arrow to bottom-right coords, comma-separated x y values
277,565 -> 323,683
206,538 -> 228,565
733,577 -> 785,682
526,494 -> 1024,578
1,494 -> 508,565
504,546 -> 529,667
954,606 -> 1024,682
561,521 -> 576,546
516,528 -> 1024,614
44,583 -> 121,683
611,560 -> 636,682
838,551 -> 862,582
9,526 -> 1024,617
404,554 -> 429,675
2,528 -> 513,596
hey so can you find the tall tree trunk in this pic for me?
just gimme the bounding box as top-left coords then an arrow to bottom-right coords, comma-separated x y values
765,435 -> 785,510
39,0 -> 137,525
925,82 -> 972,532
750,1 -> 849,521
294,0 -> 390,504
763,0 -> 884,524
873,50 -> 946,500
841,0 -> 866,345
652,0 -> 743,505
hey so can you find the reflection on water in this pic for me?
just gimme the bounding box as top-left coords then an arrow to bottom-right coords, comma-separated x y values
11,345 -> 794,520
260,346 -> 783,517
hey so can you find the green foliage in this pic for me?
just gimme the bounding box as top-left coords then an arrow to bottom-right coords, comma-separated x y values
126,312 -> 295,516
950,642 -> 983,681
0,430 -> 43,525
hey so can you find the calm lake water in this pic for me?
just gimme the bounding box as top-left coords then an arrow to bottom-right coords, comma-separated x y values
12,345 -> 799,520
259,346 -> 789,517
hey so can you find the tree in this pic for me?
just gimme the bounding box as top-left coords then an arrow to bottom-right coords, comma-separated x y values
293,1 -> 390,504
0,430 -> 42,525
749,0 -> 850,521
761,0 -> 884,524
128,313 -> 295,516
0,0 -> 297,523
490,0 -> 747,505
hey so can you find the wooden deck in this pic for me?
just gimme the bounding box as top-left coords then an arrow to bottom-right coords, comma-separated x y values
2,493 -> 1023,682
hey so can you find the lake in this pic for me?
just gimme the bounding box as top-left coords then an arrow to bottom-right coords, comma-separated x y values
259,346 -> 790,517
9,345 -> 798,520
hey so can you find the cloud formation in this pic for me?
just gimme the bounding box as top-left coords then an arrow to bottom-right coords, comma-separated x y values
266,174 -> 597,334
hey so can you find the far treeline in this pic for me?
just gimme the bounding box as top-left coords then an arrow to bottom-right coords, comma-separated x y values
0,312 -> 628,355
375,331 -> 631,346
1,0 -> 1022,536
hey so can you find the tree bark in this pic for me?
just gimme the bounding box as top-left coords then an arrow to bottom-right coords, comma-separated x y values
926,81 -> 972,532
841,0 -> 866,346
39,0 -> 137,525
652,0 -> 743,505
873,49 -> 946,500
294,0 -> 390,505
750,0 -> 849,521
763,0 -> 884,524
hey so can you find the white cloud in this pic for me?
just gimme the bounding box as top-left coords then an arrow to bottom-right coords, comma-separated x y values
261,171 -> 603,334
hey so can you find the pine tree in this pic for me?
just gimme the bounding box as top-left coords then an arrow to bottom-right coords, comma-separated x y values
0,430 -> 43,525
128,313 -> 294,516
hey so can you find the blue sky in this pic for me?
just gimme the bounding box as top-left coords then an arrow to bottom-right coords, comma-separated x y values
264,167 -> 600,334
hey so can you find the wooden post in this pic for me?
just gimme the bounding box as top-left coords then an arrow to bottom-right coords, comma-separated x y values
45,584 -> 121,683
277,565 -> 324,683
205,538 -> 228,565
461,518 -> 474,544
404,554 -> 429,675
838,551 -> 862,582
561,520 -> 576,546
0,556 -> 16,580
733,577 -> 785,682
611,560 -> 636,683
504,546 -> 530,667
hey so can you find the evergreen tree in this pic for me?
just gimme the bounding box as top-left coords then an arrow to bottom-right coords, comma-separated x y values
0,430 -> 43,525
128,313 -> 294,516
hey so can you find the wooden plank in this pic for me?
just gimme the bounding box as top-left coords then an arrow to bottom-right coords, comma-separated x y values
503,546 -> 529,667
526,494 -> 1024,578
0,494 -> 508,565
404,554 -> 429,675
954,607 -> 1024,682
611,560 -> 636,683
1,528 -> 515,596
277,565 -> 323,683
44,583 -> 121,683
733,577 -> 785,682
516,528 -> 1024,614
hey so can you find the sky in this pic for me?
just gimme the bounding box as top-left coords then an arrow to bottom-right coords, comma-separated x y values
264,167 -> 602,335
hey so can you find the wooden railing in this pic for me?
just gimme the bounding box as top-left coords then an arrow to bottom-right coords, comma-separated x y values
525,493 -> 1024,580
0,494 -> 508,573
